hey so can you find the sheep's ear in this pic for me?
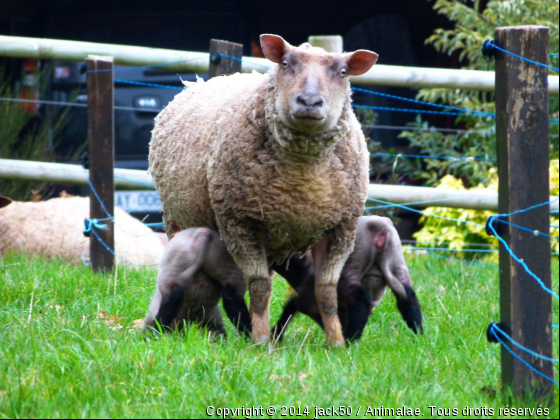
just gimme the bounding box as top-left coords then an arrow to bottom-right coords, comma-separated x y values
260,34 -> 290,64
0,196 -> 13,209
344,50 -> 378,76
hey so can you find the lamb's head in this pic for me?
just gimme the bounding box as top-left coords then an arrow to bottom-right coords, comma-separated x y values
261,34 -> 377,139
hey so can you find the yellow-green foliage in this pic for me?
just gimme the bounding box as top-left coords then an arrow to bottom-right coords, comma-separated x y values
415,162 -> 559,254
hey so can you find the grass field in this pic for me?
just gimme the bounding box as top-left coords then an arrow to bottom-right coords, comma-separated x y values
0,252 -> 558,418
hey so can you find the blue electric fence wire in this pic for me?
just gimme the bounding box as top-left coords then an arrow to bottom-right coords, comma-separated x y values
81,250 -> 90,267
351,87 -> 495,117
352,104 -> 487,118
493,324 -> 559,363
491,44 -> 559,72
370,152 -> 496,162
114,79 -> 184,90
114,175 -> 157,190
407,246 -> 499,254
491,326 -> 559,387
496,219 -> 560,241
488,221 -> 559,300
144,222 -> 164,228
87,56 -> 208,73
86,177 -> 113,220
551,53 -> 559,58
423,252 -> 499,268
554,325 -> 559,328
367,197 -> 486,228
217,53 -> 273,70
90,228 -> 159,268
365,196 -> 476,210
497,198 -> 560,218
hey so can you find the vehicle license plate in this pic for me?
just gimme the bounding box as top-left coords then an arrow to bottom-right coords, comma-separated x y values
115,191 -> 162,213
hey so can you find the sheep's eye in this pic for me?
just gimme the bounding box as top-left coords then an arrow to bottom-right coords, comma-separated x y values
282,60 -> 288,68
340,68 -> 347,76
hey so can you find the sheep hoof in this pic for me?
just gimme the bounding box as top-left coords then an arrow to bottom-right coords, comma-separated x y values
330,339 -> 345,348
255,335 -> 269,344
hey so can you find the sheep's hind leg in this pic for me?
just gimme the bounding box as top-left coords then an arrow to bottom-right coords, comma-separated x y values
247,273 -> 272,343
312,234 -> 345,348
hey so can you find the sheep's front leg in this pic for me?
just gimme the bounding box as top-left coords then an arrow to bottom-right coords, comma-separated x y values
313,224 -> 356,348
245,262 -> 272,343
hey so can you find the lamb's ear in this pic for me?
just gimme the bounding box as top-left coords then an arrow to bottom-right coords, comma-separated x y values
344,50 -> 378,76
0,196 -> 12,209
260,34 -> 290,64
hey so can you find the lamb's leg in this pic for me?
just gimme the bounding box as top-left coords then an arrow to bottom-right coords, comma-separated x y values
395,286 -> 423,335
271,296 -> 299,341
222,283 -> 252,338
312,234 -> 346,348
202,306 -> 227,337
154,283 -> 184,332
343,283 -> 372,342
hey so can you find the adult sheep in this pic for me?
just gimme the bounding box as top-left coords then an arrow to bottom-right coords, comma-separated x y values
149,34 -> 377,346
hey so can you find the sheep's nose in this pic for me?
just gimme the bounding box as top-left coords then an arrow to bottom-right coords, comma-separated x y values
297,93 -> 324,108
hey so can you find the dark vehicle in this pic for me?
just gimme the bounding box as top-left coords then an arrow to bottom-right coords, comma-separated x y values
50,61 -> 208,225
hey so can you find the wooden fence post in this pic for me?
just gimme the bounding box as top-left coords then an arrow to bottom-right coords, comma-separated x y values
308,35 -> 343,54
86,55 -> 115,272
209,39 -> 243,79
494,26 -> 553,400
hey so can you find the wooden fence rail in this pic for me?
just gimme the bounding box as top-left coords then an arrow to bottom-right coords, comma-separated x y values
1,158 -> 559,213
1,34 -> 558,94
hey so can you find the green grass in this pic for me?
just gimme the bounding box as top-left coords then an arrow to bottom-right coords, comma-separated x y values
0,252 -> 558,418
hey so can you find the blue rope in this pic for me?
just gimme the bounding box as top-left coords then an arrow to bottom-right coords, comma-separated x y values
83,219 -> 108,235
351,87 -> 495,117
553,325 -> 559,328
493,324 -> 559,363
366,198 -> 486,228
370,152 -> 496,162
491,326 -> 559,387
551,53 -> 559,58
90,228 -> 159,268
352,104 -> 487,118
423,252 -> 498,268
144,222 -> 164,228
114,175 -> 156,190
488,221 -> 559,300
491,44 -> 559,72
114,79 -> 184,90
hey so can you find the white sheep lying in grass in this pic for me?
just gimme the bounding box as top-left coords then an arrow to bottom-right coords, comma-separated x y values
149,34 -> 377,346
0,196 -> 163,267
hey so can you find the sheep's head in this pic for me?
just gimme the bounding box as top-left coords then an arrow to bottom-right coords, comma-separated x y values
261,34 -> 377,136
